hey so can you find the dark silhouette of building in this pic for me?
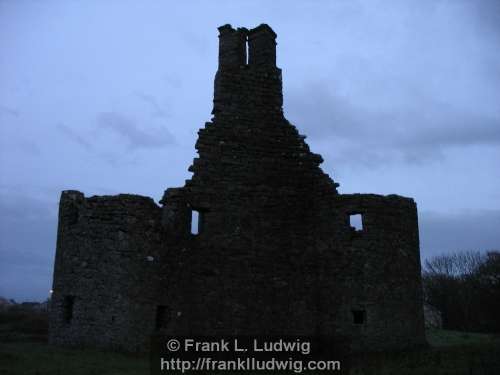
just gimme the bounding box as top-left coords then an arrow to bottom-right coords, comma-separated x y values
49,24 -> 426,352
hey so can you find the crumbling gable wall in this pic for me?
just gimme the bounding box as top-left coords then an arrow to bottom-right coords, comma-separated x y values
157,24 -> 342,336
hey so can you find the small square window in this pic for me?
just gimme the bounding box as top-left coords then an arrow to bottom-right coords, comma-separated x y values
352,310 -> 366,325
349,214 -> 363,231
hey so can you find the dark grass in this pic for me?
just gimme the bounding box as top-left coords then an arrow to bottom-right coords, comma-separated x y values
0,341 -> 149,375
350,330 -> 500,375
0,309 -> 148,375
1,310 -> 499,374
0,309 -> 48,342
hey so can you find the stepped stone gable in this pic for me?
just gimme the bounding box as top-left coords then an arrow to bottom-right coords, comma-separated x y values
49,24 -> 426,352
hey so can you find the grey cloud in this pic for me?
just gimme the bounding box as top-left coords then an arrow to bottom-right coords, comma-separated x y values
419,209 -> 500,261
57,123 -> 93,150
469,0 -> 500,38
96,111 -> 175,150
398,100 -> 500,149
14,140 -> 41,156
163,74 -> 183,89
134,91 -> 170,118
0,104 -> 20,118
286,82 -> 500,165
94,150 -> 141,167
56,123 -> 144,166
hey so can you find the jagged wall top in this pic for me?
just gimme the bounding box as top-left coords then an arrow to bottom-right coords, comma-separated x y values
217,24 -> 277,69
213,24 -> 282,118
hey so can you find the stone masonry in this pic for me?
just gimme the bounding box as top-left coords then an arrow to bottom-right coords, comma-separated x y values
49,24 -> 427,352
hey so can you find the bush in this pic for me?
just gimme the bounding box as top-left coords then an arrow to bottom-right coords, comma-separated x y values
422,250 -> 500,333
0,308 -> 48,340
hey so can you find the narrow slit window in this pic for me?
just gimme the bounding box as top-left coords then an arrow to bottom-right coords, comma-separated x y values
63,295 -> 75,324
191,210 -> 200,235
246,40 -> 249,65
155,305 -> 169,330
349,214 -> 363,231
191,209 -> 205,235
352,310 -> 366,325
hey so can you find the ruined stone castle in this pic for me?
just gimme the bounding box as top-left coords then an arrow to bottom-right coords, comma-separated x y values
49,24 -> 426,352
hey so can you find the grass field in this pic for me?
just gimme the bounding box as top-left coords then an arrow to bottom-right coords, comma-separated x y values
1,310 -> 499,374
350,329 -> 500,374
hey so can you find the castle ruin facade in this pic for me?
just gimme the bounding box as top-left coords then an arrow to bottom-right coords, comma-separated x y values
49,24 -> 426,352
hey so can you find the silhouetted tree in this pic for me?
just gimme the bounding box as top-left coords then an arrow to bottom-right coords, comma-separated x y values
422,250 -> 500,333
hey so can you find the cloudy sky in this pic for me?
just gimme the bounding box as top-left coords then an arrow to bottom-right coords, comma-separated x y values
1,0 -> 499,302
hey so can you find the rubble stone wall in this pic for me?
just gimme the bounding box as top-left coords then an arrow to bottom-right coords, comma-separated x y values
49,24 -> 426,353
49,191 -> 164,351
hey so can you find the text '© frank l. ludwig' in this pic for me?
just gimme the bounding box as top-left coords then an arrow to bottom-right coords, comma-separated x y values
183,338 -> 311,355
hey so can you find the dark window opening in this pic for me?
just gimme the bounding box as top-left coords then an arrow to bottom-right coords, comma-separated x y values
349,214 -> 363,231
352,310 -> 366,325
191,210 -> 199,235
155,305 -> 170,330
246,40 -> 249,64
111,316 -> 115,323
190,209 -> 205,235
63,295 -> 75,324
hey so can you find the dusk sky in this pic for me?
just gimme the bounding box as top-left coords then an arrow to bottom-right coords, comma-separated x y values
1,0 -> 499,302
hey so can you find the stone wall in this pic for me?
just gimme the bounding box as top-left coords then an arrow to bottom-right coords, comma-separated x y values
331,194 -> 426,351
49,23 -> 426,353
154,24 -> 340,337
49,191 -> 164,351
